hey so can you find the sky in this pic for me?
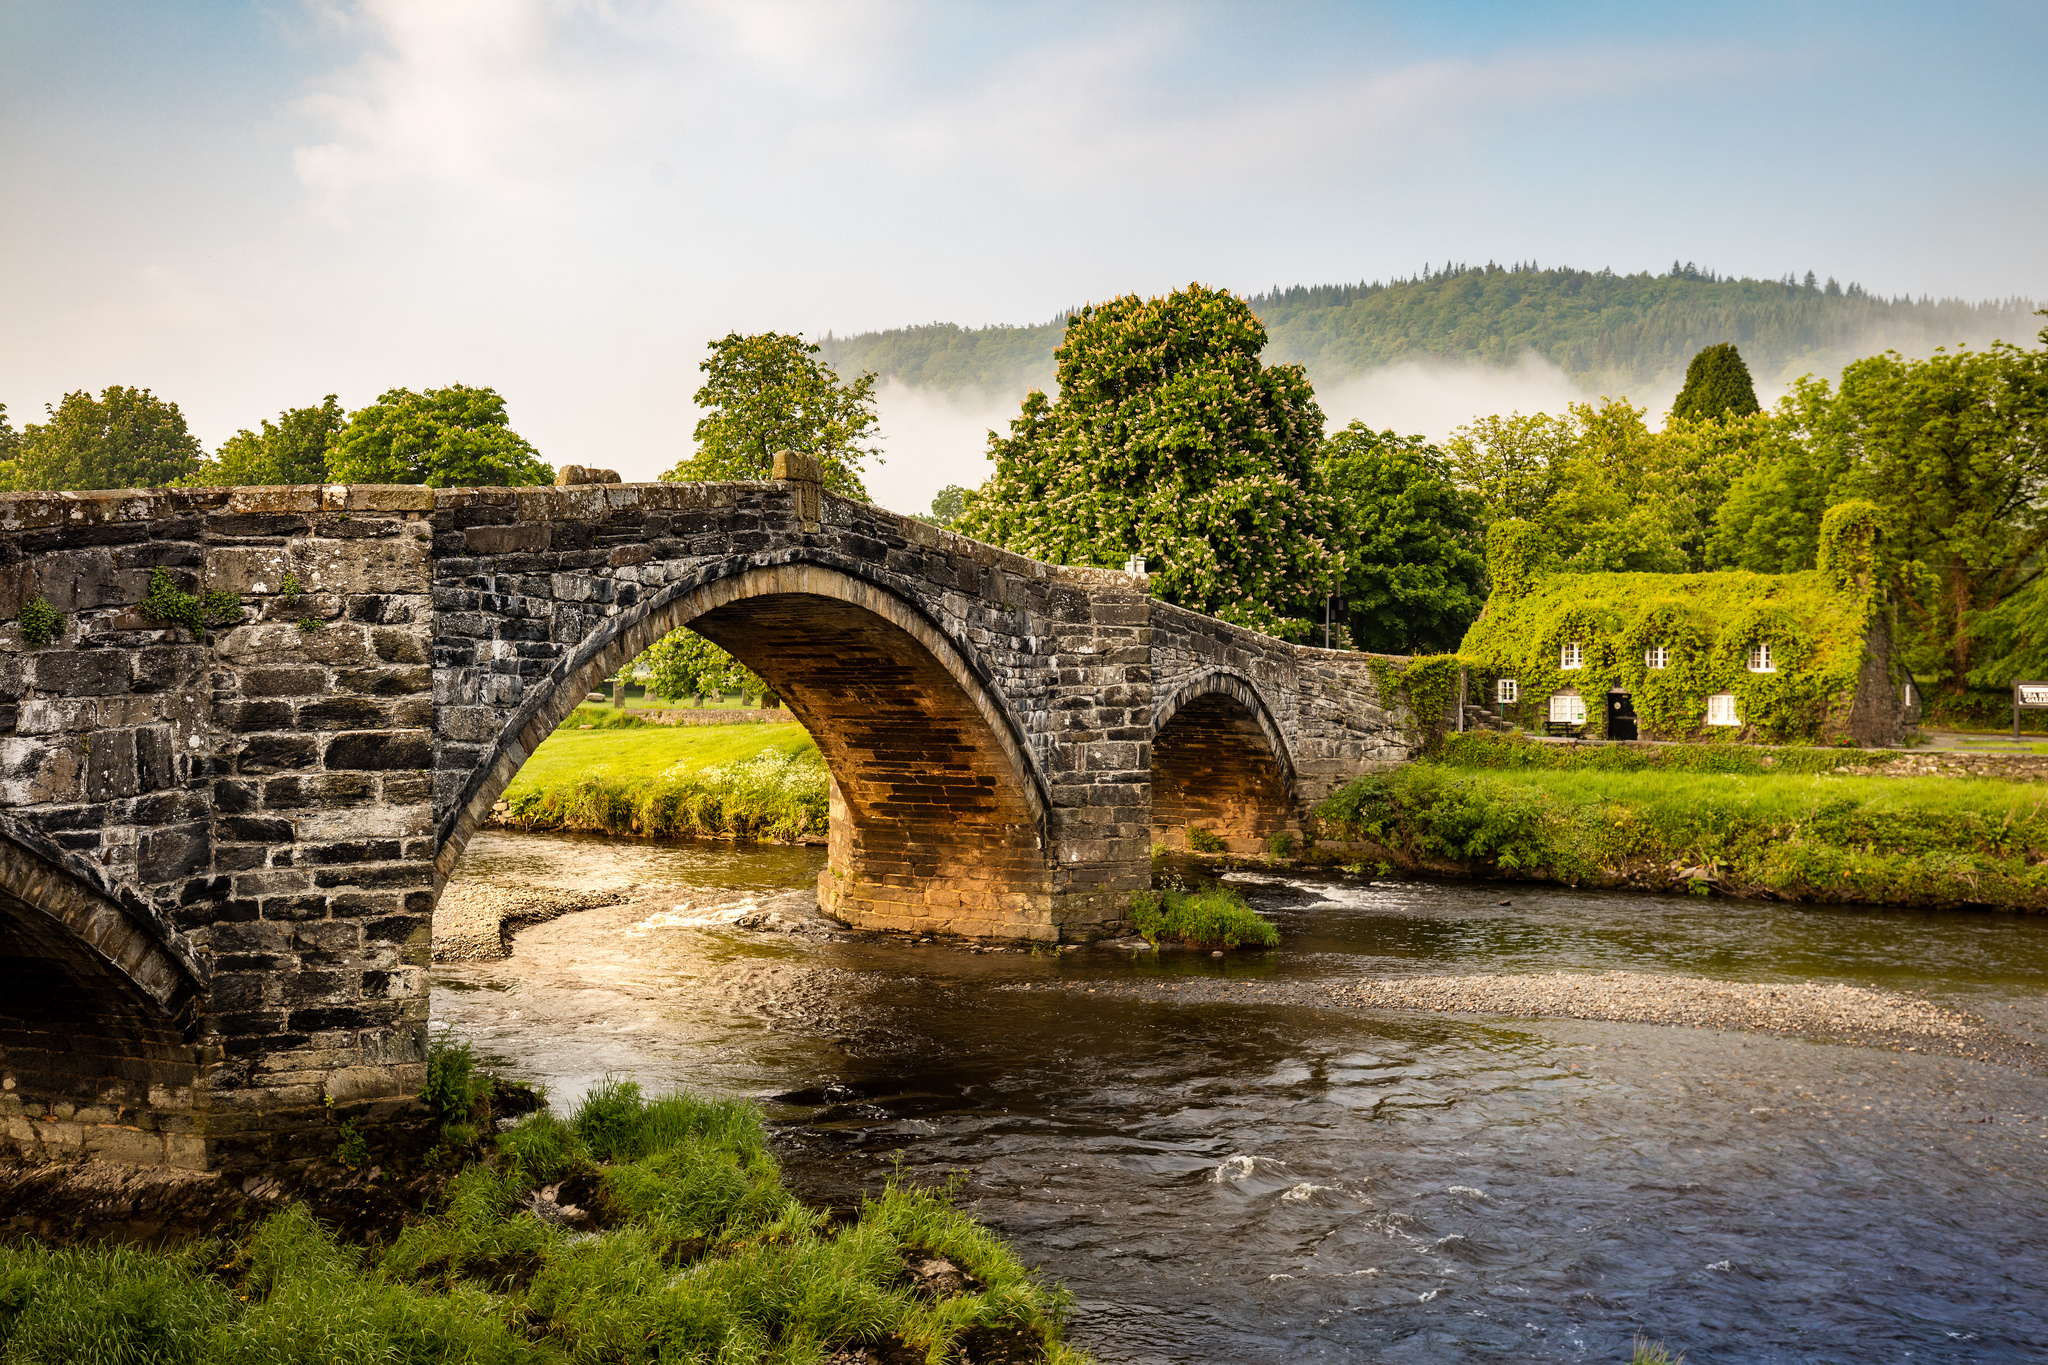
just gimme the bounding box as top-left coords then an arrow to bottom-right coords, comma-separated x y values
2,1 -> 2044,513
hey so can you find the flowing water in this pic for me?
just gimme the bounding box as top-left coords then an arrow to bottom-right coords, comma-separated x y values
433,831 -> 2048,1363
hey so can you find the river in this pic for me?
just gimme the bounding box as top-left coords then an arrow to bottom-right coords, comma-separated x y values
431,830 -> 2048,1363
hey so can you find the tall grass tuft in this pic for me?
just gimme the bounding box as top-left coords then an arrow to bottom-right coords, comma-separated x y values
1130,886 -> 1280,948
0,1241 -> 231,1365
502,746 -> 828,841
0,1079 -> 1090,1363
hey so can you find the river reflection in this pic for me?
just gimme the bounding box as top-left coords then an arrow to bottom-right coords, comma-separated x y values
433,831 -> 2048,1364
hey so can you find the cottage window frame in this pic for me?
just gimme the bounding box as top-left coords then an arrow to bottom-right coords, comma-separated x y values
1560,641 -> 1584,671
1496,678 -> 1518,704
1549,692 -> 1586,725
1706,692 -> 1740,726
1747,641 -> 1775,673
1645,645 -> 1669,670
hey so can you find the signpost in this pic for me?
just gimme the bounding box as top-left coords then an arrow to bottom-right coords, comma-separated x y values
2016,680 -> 2048,739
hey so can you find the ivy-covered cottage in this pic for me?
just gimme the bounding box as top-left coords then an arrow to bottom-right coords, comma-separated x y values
1459,502 -> 1921,746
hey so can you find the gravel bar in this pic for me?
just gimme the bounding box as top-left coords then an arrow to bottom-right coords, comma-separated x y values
433,885 -> 631,962
1008,967 -> 2044,1071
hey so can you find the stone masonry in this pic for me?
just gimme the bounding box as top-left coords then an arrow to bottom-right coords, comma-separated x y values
0,470 -> 1412,1169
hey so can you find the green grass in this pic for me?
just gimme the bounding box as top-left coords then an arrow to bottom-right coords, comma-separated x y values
1129,886 -> 1280,948
0,1082 -> 1091,1365
498,717 -> 829,840
1437,730 -> 1891,774
509,715 -> 819,792
1317,759 -> 2048,910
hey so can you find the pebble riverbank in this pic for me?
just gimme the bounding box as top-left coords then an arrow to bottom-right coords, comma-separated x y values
433,884 -> 631,961
1005,967 -> 2047,1072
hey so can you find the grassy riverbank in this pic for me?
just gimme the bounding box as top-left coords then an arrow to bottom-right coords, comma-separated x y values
0,1062 -> 1088,1364
499,711 -> 827,840
1318,737 -> 2048,910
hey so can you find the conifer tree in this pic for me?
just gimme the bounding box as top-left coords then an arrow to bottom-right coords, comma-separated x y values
1670,343 -> 1762,423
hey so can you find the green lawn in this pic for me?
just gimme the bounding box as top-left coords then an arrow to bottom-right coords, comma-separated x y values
1318,757 -> 2048,909
503,718 -> 819,802
1471,766 -> 2047,828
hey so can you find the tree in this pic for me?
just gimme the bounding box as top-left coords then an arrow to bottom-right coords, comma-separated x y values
0,405 -> 16,471
913,484 -> 968,528
326,385 -> 551,487
1827,332 -> 2048,699
955,284 -> 1337,639
662,332 -> 878,498
1444,398 -> 1755,575
186,396 -> 346,486
1670,343 -> 1762,423
0,386 -> 203,491
1706,377 -> 1853,571
1319,423 -> 1486,653
637,627 -> 772,706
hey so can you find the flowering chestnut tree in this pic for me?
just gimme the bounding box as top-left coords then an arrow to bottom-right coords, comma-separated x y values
956,284 -> 1337,639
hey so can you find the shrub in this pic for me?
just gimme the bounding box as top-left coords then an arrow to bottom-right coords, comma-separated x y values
138,566 -> 244,640
422,1033 -> 492,1152
1185,827 -> 1226,853
1129,886 -> 1279,949
16,595 -> 61,649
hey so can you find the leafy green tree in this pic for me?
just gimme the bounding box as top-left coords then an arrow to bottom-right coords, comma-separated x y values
923,483 -> 968,528
186,396 -> 346,486
1445,398 -> 1754,575
637,628 -> 771,706
1670,342 -> 1762,422
0,386 -> 203,491
0,405 -> 16,470
1828,332 -> 2048,698
1706,378 -> 1853,571
956,284 -> 1337,639
326,385 -> 550,487
663,332 -> 877,499
1319,423 -> 1486,653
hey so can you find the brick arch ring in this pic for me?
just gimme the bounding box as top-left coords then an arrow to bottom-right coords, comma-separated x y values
435,552 -> 1056,886
1150,667 -> 1299,795
0,813 -> 208,1020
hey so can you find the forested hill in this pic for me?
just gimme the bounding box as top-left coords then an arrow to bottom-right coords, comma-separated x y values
818,264 -> 2039,397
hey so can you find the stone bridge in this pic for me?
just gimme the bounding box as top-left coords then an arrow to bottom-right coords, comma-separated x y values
0,467 -> 1413,1168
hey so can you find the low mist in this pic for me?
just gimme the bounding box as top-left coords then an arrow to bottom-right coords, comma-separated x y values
865,380 -> 1017,519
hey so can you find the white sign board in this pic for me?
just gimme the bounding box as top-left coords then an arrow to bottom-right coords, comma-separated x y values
2018,683 -> 2048,709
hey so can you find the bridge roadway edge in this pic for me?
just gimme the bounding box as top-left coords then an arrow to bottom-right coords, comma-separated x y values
0,481 -> 1413,1168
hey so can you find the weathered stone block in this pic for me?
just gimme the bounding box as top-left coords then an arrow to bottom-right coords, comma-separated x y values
325,731 -> 432,770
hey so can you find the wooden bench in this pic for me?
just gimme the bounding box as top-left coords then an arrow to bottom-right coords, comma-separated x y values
1544,721 -> 1586,739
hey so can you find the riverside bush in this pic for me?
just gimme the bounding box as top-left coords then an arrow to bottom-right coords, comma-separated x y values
1317,761 -> 2048,910
1129,886 -> 1280,948
502,746 -> 827,841
0,1083 -> 1090,1364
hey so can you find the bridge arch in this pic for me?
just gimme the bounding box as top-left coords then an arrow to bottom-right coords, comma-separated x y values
439,554 -> 1058,939
1150,668 -> 1299,853
0,818 -> 206,1164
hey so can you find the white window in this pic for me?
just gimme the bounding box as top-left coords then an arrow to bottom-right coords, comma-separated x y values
1549,692 -> 1586,724
1495,678 -> 1518,704
1560,641 -> 1583,670
1747,642 -> 1775,673
1706,692 -> 1740,726
1644,645 -> 1668,670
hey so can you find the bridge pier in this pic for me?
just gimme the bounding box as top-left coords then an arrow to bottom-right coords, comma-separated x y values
0,481 -> 1410,1169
